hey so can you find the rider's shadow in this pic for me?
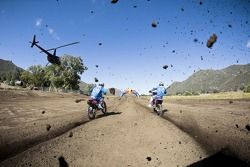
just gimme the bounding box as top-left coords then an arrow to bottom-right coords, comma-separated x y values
96,111 -> 122,119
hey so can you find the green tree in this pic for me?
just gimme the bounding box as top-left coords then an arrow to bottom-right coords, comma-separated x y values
44,65 -> 64,90
60,55 -> 87,90
2,76 -> 6,82
20,71 -> 32,86
20,65 -> 46,87
28,65 -> 46,87
20,55 -> 87,90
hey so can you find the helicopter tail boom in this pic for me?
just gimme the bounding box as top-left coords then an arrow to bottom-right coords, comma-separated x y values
30,35 -> 39,48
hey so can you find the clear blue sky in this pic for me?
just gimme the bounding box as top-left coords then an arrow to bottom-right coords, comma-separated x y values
0,0 -> 250,93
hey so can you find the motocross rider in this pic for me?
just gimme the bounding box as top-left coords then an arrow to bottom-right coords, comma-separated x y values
148,82 -> 167,107
90,83 -> 107,109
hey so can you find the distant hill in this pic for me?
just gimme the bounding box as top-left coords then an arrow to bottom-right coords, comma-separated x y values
167,64 -> 250,95
0,59 -> 24,81
79,81 -> 122,96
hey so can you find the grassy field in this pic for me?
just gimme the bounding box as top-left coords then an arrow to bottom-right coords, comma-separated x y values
140,92 -> 250,100
165,92 -> 250,100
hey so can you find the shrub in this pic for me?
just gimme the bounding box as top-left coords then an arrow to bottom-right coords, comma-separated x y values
239,85 -> 245,91
183,91 -> 192,96
244,83 -> 250,93
213,89 -> 220,93
192,91 -> 200,95
176,92 -> 182,95
201,90 -> 206,94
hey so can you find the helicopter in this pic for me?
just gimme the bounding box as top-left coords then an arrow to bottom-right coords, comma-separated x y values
30,35 -> 80,66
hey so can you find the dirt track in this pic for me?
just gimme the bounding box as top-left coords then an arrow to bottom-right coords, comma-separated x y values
0,90 -> 249,167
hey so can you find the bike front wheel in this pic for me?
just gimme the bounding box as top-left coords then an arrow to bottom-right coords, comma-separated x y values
101,101 -> 107,114
156,104 -> 163,116
88,106 -> 96,120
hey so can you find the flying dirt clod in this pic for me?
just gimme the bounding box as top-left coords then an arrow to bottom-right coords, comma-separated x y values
69,132 -> 73,137
111,0 -> 118,4
163,65 -> 168,69
146,157 -> 152,161
151,22 -> 157,28
46,124 -> 51,131
194,38 -> 198,43
206,34 -> 217,48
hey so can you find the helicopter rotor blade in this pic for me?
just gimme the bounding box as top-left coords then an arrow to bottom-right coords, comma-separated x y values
55,42 -> 80,49
41,42 -> 80,53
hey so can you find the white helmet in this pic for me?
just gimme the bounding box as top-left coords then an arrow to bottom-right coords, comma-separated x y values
159,82 -> 164,86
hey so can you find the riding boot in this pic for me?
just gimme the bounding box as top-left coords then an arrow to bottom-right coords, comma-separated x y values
98,103 -> 103,109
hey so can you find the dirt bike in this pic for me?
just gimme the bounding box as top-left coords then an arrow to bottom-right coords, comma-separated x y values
149,91 -> 163,116
87,97 -> 107,120
152,98 -> 163,116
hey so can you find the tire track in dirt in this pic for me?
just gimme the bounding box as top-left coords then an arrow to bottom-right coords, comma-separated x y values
1,96 -> 208,167
161,113 -> 250,166
2,96 -> 248,166
0,97 -> 123,163
136,98 -> 250,165
0,114 -> 89,162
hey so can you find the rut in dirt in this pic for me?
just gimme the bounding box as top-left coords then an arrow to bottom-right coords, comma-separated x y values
0,98 -> 123,163
0,118 -> 89,162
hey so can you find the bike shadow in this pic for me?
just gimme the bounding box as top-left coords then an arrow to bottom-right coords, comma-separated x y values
159,109 -> 168,116
151,109 -> 168,116
162,109 -> 168,113
95,111 -> 122,119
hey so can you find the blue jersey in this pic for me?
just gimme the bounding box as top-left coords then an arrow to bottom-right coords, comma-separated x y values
151,86 -> 167,99
90,86 -> 107,100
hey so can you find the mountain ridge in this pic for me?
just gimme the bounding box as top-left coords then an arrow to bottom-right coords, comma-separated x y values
0,59 -> 24,81
167,64 -> 250,95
